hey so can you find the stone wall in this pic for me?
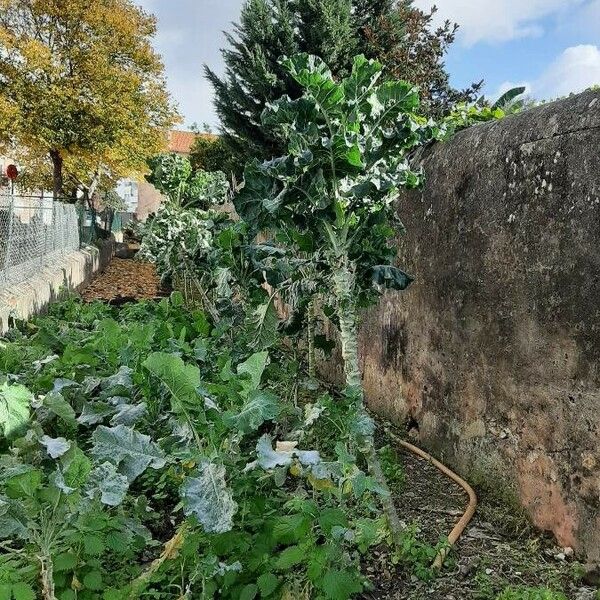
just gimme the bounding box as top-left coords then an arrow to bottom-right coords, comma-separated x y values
348,90 -> 600,564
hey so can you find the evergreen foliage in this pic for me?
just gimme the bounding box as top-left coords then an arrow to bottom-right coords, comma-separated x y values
205,0 -> 479,172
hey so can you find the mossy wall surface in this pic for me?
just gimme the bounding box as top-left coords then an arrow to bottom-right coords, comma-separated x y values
332,90 -> 600,564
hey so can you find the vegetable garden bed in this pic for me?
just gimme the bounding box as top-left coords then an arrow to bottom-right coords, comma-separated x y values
0,288 -> 595,600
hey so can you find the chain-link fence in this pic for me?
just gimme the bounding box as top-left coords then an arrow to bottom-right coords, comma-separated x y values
0,195 -> 80,287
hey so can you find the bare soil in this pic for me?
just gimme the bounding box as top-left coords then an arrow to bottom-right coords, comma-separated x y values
361,423 -> 598,600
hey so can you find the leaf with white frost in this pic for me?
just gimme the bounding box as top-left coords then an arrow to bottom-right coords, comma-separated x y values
86,462 -> 130,506
49,469 -> 75,494
91,425 -> 166,482
225,390 -> 280,434
101,366 -> 133,391
252,434 -> 322,471
110,402 -> 147,426
78,401 -> 116,426
40,435 -> 71,458
52,378 -> 78,393
255,434 -> 294,469
180,460 -> 237,533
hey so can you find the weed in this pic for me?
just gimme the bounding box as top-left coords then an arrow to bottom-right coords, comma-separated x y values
495,586 -> 568,600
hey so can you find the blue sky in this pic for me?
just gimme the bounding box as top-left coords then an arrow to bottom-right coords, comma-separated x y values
138,0 -> 600,129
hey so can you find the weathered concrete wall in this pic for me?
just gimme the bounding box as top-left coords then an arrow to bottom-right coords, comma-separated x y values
353,91 -> 600,563
0,238 -> 114,331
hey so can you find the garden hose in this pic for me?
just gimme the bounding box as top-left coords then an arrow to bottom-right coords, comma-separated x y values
384,427 -> 478,569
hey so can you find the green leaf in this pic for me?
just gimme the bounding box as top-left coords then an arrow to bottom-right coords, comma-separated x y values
180,460 -> 237,534
0,383 -> 31,439
492,86 -> 526,110
54,552 -> 78,572
281,54 -> 344,113
318,508 -> 349,534
371,265 -> 414,291
275,545 -> 305,569
5,468 -> 41,499
0,495 -> 28,539
225,390 -> 280,435
61,446 -> 92,489
239,584 -> 258,600
321,569 -> 363,599
10,583 -> 35,600
248,297 -> 279,351
83,570 -> 103,591
91,425 -> 166,482
257,573 -> 279,597
236,351 -> 269,395
83,535 -> 105,556
273,514 -> 310,544
43,392 -> 76,423
143,352 -> 203,416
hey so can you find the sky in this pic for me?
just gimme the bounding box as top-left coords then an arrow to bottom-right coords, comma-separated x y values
137,0 -> 600,130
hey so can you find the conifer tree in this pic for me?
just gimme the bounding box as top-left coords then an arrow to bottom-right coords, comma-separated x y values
205,0 -> 479,172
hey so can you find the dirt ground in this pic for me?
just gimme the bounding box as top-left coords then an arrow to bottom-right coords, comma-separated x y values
361,423 -> 598,600
80,257 -> 167,303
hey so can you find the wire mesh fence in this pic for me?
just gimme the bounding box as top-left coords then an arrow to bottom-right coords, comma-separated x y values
0,195 -> 80,288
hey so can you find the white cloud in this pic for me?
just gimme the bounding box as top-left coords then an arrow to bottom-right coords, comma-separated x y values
494,44 -> 600,101
535,45 -> 600,98
414,0 -> 584,46
136,0 -> 243,128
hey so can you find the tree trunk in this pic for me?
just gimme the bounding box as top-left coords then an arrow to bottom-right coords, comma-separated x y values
49,149 -> 63,200
332,260 -> 405,547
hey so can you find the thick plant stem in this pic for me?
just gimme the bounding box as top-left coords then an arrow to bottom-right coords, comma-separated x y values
332,263 -> 404,548
38,554 -> 56,600
307,298 -> 316,379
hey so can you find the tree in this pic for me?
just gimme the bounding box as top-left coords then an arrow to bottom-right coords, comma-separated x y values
235,53 -> 445,544
189,135 -> 237,179
360,2 -> 482,117
0,0 -> 178,199
205,0 -> 476,172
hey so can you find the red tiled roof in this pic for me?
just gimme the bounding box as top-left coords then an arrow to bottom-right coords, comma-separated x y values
168,130 -> 216,155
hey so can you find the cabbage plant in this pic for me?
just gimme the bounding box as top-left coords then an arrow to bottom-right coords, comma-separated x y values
235,53 -> 445,542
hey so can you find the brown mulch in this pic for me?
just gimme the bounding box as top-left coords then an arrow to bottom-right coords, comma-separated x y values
80,257 -> 167,304
361,423 -> 597,600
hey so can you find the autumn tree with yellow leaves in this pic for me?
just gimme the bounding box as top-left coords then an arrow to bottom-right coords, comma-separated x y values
0,0 -> 178,199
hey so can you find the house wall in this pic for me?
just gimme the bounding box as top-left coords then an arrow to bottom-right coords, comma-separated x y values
322,90 -> 600,564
